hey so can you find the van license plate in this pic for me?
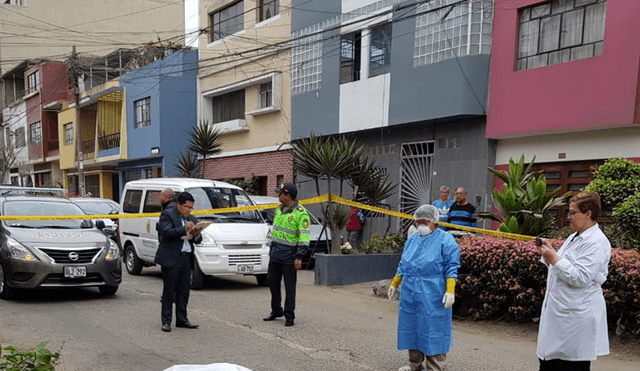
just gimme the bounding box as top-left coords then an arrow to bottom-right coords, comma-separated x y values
64,266 -> 86,278
236,265 -> 254,274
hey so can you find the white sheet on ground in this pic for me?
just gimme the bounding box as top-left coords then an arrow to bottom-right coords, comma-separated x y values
163,363 -> 252,371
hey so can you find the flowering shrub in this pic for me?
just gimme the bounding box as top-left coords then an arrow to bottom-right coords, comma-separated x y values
457,235 -> 551,322
603,248 -> 640,339
457,235 -> 640,339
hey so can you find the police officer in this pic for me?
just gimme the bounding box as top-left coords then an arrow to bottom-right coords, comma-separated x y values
263,182 -> 311,327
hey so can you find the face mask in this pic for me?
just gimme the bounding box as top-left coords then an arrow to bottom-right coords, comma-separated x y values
417,224 -> 432,236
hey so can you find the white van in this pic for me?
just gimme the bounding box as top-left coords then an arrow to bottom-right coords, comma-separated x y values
118,178 -> 271,288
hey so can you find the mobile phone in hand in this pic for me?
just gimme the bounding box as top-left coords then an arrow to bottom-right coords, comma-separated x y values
536,237 -> 544,246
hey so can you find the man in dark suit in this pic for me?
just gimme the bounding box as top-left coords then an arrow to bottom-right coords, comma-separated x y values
155,191 -> 202,332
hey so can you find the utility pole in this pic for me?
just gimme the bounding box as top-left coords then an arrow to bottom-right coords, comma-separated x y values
71,46 -> 85,196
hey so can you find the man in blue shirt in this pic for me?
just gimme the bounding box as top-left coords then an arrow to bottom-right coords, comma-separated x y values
432,185 -> 454,229
447,187 -> 477,230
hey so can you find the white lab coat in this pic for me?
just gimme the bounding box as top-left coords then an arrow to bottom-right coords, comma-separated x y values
537,223 -> 611,361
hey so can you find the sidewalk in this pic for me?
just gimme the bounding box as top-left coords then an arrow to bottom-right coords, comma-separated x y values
296,268 -> 640,371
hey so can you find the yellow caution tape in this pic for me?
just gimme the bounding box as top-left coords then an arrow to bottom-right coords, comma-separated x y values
0,193 -> 535,242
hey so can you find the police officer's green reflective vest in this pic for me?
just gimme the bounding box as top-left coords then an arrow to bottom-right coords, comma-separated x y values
270,202 -> 311,263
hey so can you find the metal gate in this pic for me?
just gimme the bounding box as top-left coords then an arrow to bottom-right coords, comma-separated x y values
399,141 -> 435,231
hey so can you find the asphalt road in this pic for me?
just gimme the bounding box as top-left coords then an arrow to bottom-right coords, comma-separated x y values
1,268 -> 638,371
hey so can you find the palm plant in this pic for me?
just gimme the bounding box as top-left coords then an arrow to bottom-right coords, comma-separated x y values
174,150 -> 200,178
292,135 -> 396,253
477,155 -> 570,236
188,120 -> 222,178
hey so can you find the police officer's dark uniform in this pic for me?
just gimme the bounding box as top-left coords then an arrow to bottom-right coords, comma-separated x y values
263,183 -> 310,327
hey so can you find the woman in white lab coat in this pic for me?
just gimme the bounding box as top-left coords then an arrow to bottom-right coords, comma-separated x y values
537,192 -> 611,371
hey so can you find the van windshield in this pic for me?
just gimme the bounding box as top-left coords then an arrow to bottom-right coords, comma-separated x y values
186,187 -> 262,223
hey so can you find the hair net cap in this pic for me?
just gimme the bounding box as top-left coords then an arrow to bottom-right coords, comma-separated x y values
414,204 -> 440,224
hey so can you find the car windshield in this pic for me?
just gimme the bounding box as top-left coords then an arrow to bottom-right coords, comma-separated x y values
75,200 -> 119,215
3,200 -> 92,229
186,187 -> 262,223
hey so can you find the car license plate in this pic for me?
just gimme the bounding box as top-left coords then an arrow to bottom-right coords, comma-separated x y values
236,264 -> 254,274
64,266 -> 86,278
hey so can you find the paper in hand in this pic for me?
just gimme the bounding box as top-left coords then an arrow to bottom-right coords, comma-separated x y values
181,221 -> 212,240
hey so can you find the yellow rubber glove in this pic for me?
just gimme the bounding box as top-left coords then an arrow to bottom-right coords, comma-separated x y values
446,277 -> 456,294
390,274 -> 402,289
443,278 -> 456,309
388,275 -> 402,300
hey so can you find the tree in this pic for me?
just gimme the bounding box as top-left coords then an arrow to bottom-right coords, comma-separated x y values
585,158 -> 640,248
291,135 -> 396,253
174,150 -> 200,178
0,129 -> 24,184
188,120 -> 222,178
477,155 -> 570,236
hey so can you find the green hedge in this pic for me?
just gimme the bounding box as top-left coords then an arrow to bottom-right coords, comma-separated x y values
456,235 -> 640,340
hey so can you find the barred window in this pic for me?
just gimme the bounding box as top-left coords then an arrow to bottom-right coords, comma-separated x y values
517,0 -> 606,71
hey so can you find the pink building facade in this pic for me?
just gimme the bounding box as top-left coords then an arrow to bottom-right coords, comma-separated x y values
486,0 -> 640,227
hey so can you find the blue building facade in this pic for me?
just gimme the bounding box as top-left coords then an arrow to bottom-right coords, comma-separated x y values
290,0 -> 496,232
118,49 -> 198,192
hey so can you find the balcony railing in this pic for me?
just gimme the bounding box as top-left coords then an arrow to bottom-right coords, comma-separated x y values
98,132 -> 120,151
82,140 -> 95,160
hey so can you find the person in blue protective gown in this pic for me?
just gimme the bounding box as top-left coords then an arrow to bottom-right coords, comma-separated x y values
388,204 -> 461,371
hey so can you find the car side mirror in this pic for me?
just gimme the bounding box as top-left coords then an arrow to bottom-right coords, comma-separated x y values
95,220 -> 106,229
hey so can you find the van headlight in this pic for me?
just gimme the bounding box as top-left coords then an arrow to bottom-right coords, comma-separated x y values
7,237 -> 39,262
266,229 -> 272,244
105,239 -> 119,261
200,233 -> 218,246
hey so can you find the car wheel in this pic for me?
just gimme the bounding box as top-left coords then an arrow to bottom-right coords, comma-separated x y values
124,245 -> 143,275
0,264 -> 16,300
191,262 -> 204,290
99,285 -> 118,296
255,273 -> 269,286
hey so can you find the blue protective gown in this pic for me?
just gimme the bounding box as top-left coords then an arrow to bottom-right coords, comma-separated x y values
396,229 -> 461,356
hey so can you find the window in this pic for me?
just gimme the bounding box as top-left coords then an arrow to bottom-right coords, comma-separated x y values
143,190 -> 162,213
15,127 -> 25,147
134,97 -> 151,128
209,1 -> 244,42
4,0 -> 25,6
123,170 -> 142,184
29,122 -> 42,144
259,82 -> 272,108
122,189 -> 142,213
517,0 -> 607,70
291,29 -> 323,95
340,31 -> 361,84
413,0 -> 493,67
85,175 -> 100,197
369,23 -> 392,77
258,0 -> 278,22
28,70 -> 40,94
64,123 -> 74,146
211,90 -> 245,123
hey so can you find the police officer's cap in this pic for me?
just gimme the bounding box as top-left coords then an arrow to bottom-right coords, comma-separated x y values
275,182 -> 297,199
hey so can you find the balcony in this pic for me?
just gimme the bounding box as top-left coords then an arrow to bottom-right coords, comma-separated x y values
98,132 -> 120,151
